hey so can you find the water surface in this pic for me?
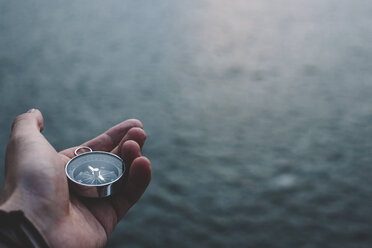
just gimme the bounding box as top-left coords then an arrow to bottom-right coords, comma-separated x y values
1,1 -> 372,247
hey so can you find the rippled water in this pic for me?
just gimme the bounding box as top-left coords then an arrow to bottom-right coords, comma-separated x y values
1,1 -> 372,247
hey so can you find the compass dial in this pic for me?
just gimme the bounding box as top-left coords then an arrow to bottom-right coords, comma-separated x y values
66,152 -> 124,186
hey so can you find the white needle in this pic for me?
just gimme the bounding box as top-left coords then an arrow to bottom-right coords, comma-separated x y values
98,171 -> 105,181
88,165 -> 99,173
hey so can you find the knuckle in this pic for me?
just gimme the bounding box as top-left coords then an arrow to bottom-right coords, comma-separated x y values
11,114 -> 29,130
9,132 -> 31,144
7,134 -> 25,149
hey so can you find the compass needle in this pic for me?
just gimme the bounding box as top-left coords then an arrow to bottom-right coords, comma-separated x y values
98,172 -> 105,182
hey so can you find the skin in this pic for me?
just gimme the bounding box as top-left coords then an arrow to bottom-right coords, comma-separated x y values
0,109 -> 151,247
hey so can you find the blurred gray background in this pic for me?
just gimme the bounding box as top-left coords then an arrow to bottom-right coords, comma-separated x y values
1,0 -> 372,247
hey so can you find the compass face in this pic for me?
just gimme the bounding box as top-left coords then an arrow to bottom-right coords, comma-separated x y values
66,152 -> 124,186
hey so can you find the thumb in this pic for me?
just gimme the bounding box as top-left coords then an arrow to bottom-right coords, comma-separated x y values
2,109 -> 46,200
11,108 -> 44,138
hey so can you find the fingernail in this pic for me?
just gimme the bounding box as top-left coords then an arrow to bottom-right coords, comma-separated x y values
27,108 -> 35,113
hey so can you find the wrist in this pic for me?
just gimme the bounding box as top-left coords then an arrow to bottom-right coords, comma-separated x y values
0,209 -> 50,247
0,191 -> 56,247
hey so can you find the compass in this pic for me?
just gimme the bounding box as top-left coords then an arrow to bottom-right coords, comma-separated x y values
65,147 -> 125,198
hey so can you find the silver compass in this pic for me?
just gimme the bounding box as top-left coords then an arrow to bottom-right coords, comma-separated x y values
65,147 -> 125,198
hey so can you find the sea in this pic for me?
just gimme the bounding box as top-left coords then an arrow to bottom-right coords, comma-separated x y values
1,0 -> 372,247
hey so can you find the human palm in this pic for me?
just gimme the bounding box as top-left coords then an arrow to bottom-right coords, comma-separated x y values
0,109 -> 151,247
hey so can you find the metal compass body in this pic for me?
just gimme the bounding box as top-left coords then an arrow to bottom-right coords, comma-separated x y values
65,147 -> 125,198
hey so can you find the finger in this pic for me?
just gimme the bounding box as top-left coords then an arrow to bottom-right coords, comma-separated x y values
111,156 -> 151,219
11,109 -> 44,138
121,140 -> 141,168
60,119 -> 143,158
91,119 -> 143,149
111,127 -> 146,157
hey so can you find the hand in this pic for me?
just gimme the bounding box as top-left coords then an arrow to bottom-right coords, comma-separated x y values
0,109 -> 151,247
